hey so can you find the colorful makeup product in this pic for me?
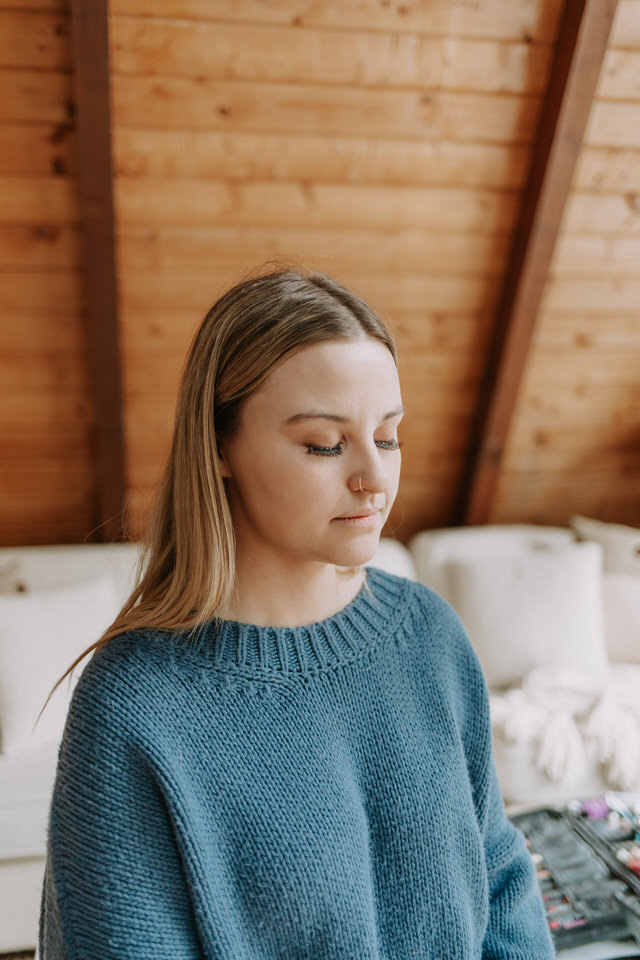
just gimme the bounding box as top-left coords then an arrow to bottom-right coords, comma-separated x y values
509,805 -> 634,950
570,793 -> 640,898
581,797 -> 612,820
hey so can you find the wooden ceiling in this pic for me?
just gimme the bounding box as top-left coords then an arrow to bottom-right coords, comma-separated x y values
1,0 -> 638,545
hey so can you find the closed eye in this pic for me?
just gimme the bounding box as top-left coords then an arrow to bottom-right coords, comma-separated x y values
306,439 -> 402,456
306,443 -> 343,456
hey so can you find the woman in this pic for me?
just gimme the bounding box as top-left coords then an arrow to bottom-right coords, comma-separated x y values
39,267 -> 554,959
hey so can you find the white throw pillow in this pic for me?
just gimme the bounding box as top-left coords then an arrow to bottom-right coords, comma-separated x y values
445,541 -> 608,689
602,571 -> 640,663
571,515 -> 640,576
407,524 -> 574,602
0,576 -> 120,756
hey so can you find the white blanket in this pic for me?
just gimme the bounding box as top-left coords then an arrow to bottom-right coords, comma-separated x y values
490,664 -> 640,790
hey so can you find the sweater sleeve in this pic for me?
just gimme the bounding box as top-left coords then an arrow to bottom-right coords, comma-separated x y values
480,758 -> 556,958
435,596 -> 556,959
39,653 -> 203,960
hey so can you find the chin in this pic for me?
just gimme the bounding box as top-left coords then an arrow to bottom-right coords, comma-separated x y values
329,538 -> 381,570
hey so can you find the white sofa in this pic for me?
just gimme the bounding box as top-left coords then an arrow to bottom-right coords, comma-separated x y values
1,520 -> 639,953
0,543 -> 143,954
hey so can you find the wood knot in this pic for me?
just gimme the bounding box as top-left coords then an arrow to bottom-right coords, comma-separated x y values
33,224 -> 61,243
49,122 -> 72,144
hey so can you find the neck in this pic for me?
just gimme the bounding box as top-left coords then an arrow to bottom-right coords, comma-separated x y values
219,554 -> 366,628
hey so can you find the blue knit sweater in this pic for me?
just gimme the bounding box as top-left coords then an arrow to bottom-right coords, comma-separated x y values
40,568 -> 555,959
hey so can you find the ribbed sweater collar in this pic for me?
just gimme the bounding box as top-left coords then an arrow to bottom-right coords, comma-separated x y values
175,567 -> 410,680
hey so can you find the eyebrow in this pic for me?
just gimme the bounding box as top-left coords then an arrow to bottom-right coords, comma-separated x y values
285,406 -> 404,425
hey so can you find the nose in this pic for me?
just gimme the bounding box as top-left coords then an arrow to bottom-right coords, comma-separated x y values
348,446 -> 388,494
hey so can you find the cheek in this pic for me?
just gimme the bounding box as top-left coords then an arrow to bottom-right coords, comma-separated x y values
237,446 -> 326,513
264,458 -> 344,526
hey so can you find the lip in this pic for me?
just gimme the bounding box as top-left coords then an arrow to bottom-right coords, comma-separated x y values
333,508 -> 382,525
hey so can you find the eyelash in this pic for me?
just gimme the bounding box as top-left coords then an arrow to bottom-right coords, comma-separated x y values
306,440 -> 403,457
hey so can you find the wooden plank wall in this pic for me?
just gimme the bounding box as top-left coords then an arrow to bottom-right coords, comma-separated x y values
108,0 -> 564,540
1,0 -> 638,545
493,0 -> 640,527
0,0 -> 98,545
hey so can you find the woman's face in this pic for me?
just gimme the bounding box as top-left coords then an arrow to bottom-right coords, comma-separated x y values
219,337 -> 403,572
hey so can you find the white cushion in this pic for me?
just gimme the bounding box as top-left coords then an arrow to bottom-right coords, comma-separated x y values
0,857 -> 45,952
0,559 -> 27,594
571,514 -> 640,576
0,739 -> 59,858
445,541 -> 608,689
368,537 -> 417,580
407,524 -> 574,601
603,571 -> 640,663
0,576 -> 120,756
0,542 -> 141,603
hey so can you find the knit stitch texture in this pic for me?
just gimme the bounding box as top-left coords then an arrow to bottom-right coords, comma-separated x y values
39,568 -> 555,959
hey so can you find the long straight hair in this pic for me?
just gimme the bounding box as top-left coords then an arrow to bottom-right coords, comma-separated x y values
41,266 -> 397,714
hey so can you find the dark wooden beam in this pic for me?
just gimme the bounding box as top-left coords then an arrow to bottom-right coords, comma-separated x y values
69,0 -> 125,541
453,0 -> 619,526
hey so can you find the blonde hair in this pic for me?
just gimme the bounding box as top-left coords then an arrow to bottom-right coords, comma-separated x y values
40,266 -> 397,718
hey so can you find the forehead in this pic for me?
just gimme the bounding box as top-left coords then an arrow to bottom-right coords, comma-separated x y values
256,338 -> 401,411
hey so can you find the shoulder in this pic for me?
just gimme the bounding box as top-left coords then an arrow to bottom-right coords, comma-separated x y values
64,627 -> 175,734
369,567 -> 489,713
367,565 -> 474,652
